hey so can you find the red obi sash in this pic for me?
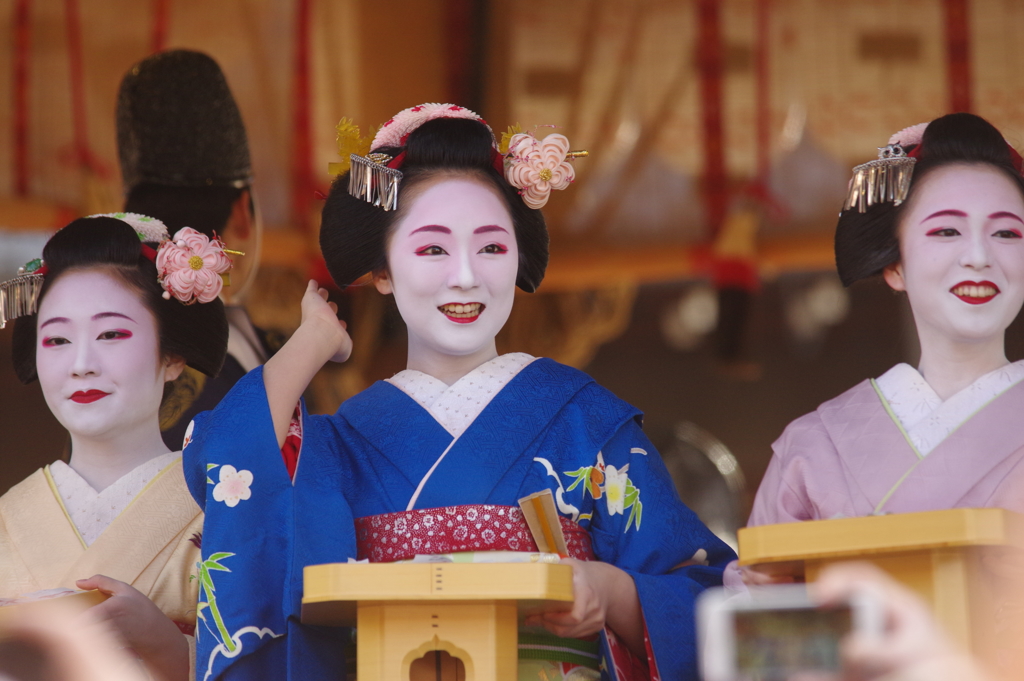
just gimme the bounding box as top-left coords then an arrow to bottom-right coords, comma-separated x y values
355,504 -> 594,562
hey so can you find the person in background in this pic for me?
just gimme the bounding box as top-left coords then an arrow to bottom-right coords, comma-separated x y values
115,49 -> 271,451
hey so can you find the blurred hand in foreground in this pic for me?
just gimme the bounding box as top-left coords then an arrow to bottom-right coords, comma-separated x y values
812,563 -> 990,681
77,575 -> 188,681
0,598 -> 146,681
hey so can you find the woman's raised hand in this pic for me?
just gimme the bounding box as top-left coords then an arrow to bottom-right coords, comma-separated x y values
265,280 -> 354,447
300,280 -> 352,363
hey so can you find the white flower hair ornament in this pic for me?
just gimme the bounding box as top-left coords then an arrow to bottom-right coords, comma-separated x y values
155,227 -> 234,304
504,131 -> 582,209
92,212 -> 170,243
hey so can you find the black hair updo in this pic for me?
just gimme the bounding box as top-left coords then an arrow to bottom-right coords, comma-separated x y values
11,216 -> 228,384
835,112 -> 1024,286
320,117 -> 549,292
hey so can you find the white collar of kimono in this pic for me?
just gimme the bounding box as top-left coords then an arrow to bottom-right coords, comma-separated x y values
49,451 -> 180,546
386,353 -> 537,437
875,360 -> 1024,456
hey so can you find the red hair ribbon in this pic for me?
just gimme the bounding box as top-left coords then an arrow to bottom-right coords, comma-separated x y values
386,151 -> 407,170
140,244 -> 159,263
1010,147 -> 1024,174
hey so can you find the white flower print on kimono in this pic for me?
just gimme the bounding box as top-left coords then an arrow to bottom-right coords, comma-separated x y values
212,465 -> 253,508
563,451 -> 644,532
603,464 -> 630,516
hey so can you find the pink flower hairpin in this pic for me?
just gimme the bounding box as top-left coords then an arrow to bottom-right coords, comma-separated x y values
504,132 -> 578,209
156,228 -> 233,304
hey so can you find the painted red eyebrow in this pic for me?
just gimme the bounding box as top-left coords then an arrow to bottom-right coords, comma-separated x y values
409,225 -> 451,236
39,312 -> 136,329
922,209 -> 967,221
990,211 -> 1024,224
94,312 -> 136,323
474,225 -> 509,234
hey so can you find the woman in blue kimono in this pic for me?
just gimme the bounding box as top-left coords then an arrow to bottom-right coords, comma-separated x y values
183,103 -> 734,681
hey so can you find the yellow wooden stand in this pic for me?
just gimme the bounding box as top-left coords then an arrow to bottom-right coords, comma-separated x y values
302,562 -> 574,681
738,508 -> 1024,656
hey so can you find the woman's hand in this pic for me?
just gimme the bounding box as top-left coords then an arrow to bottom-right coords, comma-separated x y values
76,575 -> 189,681
266,280 -> 354,446
299,280 -> 352,363
740,564 -> 797,586
524,559 -> 646,658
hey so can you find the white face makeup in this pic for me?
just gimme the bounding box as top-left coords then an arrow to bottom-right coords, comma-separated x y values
35,269 -> 179,441
377,177 -> 519,364
886,164 -> 1024,346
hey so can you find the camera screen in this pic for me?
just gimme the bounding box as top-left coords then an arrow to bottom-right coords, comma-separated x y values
734,605 -> 851,681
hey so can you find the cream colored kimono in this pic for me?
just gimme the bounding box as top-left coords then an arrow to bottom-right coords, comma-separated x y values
0,458 -> 202,630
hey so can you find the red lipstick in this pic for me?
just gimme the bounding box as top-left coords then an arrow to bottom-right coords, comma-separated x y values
70,390 -> 110,404
950,280 -> 1000,305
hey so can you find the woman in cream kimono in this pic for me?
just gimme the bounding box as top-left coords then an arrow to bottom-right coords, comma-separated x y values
0,214 -> 230,680
751,113 -> 1024,524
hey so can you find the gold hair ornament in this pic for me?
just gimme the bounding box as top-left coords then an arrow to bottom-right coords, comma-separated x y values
327,118 -> 373,176
499,124 -> 523,155
0,260 -> 45,329
217,249 -> 244,286
844,144 -> 916,213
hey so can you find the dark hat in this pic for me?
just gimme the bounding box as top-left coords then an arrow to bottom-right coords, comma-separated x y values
116,50 -> 252,191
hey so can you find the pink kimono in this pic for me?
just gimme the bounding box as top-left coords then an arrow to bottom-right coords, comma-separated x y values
750,376 -> 1024,525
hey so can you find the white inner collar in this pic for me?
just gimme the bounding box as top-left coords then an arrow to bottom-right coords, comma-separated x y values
49,452 -> 179,546
386,353 -> 537,437
875,360 -> 1024,456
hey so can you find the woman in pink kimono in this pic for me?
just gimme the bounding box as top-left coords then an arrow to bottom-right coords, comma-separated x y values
751,113 -> 1024,524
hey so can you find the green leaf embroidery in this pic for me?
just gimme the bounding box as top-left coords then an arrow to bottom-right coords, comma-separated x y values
196,552 -> 238,653
564,466 -> 591,493
626,498 -> 643,532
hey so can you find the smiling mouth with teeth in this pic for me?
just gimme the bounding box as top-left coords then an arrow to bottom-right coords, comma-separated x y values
951,281 -> 999,305
439,302 -> 485,322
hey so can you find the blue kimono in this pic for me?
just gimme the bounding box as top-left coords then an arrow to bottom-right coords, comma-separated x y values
184,357 -> 734,680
